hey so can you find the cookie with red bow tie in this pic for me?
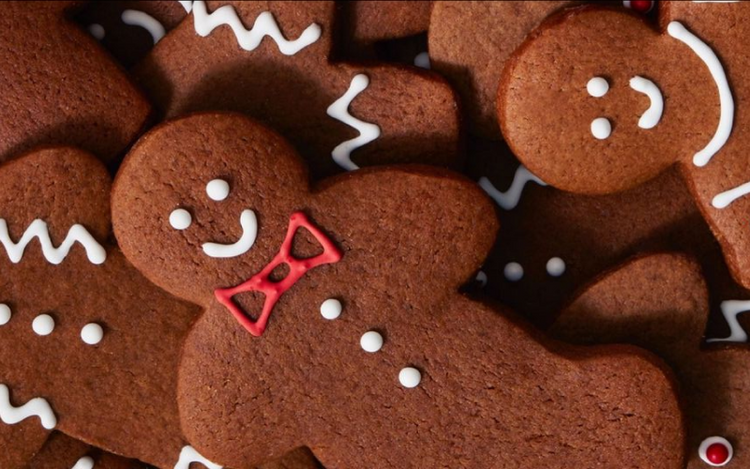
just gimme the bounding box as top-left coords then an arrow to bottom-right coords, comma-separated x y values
112,111 -> 685,469
500,2 -> 750,292
554,253 -> 750,468
134,1 -> 461,179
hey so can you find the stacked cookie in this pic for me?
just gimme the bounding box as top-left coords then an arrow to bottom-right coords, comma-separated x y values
0,1 -> 745,468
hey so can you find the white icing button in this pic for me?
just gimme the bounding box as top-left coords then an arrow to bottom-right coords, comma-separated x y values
399,367 -> 422,388
587,77 -> 609,97
81,323 -> 104,345
169,209 -> 192,230
88,23 -> 105,40
504,262 -> 524,282
360,331 -> 383,353
0,304 -> 10,326
206,179 -> 230,201
546,257 -> 566,277
32,314 -> 55,336
320,299 -> 342,320
591,117 -> 612,140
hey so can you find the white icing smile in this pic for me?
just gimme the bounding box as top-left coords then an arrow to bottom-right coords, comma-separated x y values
202,209 -> 258,259
629,76 -> 663,129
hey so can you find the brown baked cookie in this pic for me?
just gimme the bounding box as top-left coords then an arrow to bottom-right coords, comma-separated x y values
0,1 -> 150,165
134,1 -> 461,179
499,3 -> 750,291
75,1 -> 188,68
26,432 -> 147,469
112,112 -> 685,469
339,1 -> 432,45
553,253 -> 750,468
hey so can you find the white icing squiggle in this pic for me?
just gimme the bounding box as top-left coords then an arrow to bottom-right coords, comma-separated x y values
667,21 -> 734,167
712,181 -> 750,209
0,384 -> 56,430
0,219 -> 106,265
202,209 -> 258,258
72,456 -> 94,469
326,74 -> 381,171
190,1 -> 321,55
707,300 -> 750,343
121,10 -> 166,44
174,446 -> 222,469
629,76 -> 663,129
178,0 -> 193,13
478,166 -> 547,211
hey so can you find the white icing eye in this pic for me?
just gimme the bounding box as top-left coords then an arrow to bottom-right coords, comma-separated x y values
504,262 -> 524,282
206,179 -> 230,201
699,436 -> 733,466
32,314 -> 55,336
320,298 -> 342,320
169,209 -> 192,230
399,367 -> 422,388
0,304 -> 10,326
360,331 -> 383,353
591,117 -> 612,140
546,257 -> 566,277
587,77 -> 609,97
81,323 -> 104,345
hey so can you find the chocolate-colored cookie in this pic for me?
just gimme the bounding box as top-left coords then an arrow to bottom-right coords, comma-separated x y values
499,3 -> 750,291
112,112 -> 684,469
340,1 -> 432,45
134,1 -> 461,179
554,253 -> 750,468
0,1 -> 150,165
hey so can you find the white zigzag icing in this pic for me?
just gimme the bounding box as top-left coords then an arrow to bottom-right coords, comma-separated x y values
326,74 -> 382,171
0,219 -> 106,265
707,300 -> 750,343
190,1 -> 321,55
174,446 -> 223,469
0,384 -> 57,430
479,165 -> 547,211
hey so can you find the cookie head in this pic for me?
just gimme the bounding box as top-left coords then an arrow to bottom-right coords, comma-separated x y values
500,6 -> 717,194
112,113 -> 308,306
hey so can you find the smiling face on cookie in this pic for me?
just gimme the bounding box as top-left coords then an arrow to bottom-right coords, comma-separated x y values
499,6 -> 718,194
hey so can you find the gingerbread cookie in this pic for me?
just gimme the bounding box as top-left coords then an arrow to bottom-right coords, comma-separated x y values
134,1 -> 461,179
26,432 -> 147,469
339,1 -> 432,45
0,1 -> 150,165
554,253 -> 750,468
112,112 -> 685,468
499,2 -> 750,291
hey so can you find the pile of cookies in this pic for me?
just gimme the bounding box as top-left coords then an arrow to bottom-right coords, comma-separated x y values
1,1 -> 747,468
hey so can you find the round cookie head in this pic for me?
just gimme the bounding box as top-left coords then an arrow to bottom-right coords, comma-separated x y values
499,6 -> 716,194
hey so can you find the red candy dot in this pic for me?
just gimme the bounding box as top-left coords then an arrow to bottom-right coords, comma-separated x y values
623,0 -> 654,13
706,443 -> 730,465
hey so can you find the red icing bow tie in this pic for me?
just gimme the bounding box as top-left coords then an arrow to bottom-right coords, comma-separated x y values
214,211 -> 342,336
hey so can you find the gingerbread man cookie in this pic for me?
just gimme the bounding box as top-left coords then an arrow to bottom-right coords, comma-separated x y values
340,1 -> 432,46
554,253 -> 750,468
134,1 -> 461,178
0,1 -> 150,165
500,2 -> 750,291
112,112 -> 684,469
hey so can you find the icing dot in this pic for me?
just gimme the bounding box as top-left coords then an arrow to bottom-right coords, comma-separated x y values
586,77 -> 609,98
88,23 -> 105,40
169,209 -> 192,230
546,257 -> 566,277
320,299 -> 342,320
0,304 -> 10,326
206,179 -> 230,201
360,331 -> 383,353
591,117 -> 612,140
32,314 -> 55,336
699,436 -> 733,466
399,367 -> 421,388
81,323 -> 104,345
504,262 -> 524,282
414,52 -> 431,69
623,0 -> 654,13
476,270 -> 488,287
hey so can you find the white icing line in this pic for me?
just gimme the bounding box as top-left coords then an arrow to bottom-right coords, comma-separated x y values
190,1 -> 321,55
478,166 -> 547,211
414,52 -> 431,69
629,76 -> 663,129
202,209 -> 258,258
178,0 -> 193,13
0,384 -> 56,430
326,74 -> 381,171
174,446 -> 222,469
707,300 -> 750,343
72,456 -> 95,469
0,219 -> 106,265
667,21 -> 734,167
121,10 -> 166,44
712,181 -> 750,208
